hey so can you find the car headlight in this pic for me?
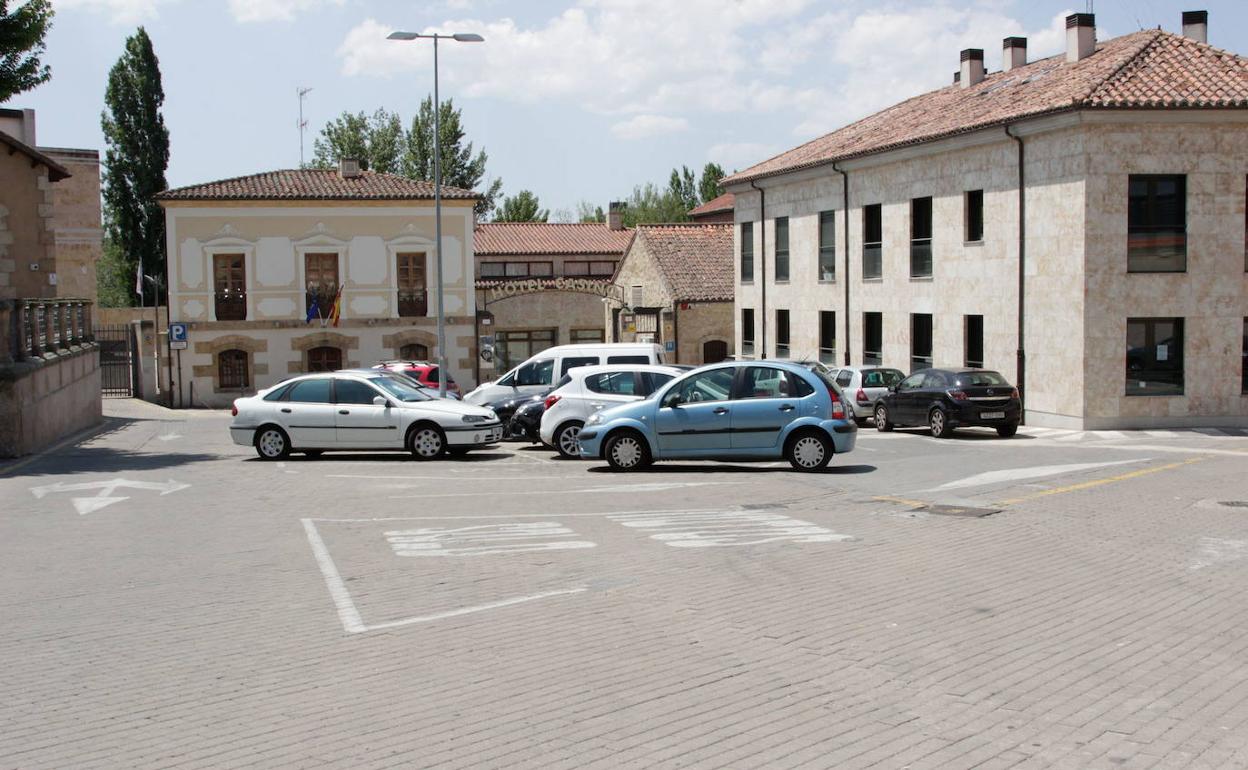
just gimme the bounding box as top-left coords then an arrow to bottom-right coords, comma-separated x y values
587,412 -> 604,426
462,415 -> 487,423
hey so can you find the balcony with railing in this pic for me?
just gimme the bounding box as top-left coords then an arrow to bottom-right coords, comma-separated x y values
398,289 -> 428,318
1,298 -> 95,364
214,289 -> 247,321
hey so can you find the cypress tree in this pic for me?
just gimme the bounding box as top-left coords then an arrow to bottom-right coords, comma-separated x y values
100,27 -> 169,307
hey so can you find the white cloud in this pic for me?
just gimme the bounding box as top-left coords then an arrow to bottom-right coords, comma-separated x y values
227,0 -> 343,23
610,114 -> 688,140
54,0 -> 177,24
707,142 -> 783,172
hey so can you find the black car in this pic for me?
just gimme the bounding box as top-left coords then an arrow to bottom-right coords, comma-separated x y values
508,396 -> 547,442
873,368 -> 1020,438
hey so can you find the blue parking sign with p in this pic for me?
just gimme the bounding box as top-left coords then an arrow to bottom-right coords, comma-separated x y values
169,322 -> 188,349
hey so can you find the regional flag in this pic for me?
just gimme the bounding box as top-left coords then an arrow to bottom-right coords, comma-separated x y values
328,287 -> 343,328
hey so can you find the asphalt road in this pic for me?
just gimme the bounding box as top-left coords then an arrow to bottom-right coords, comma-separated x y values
2,399 -> 1247,769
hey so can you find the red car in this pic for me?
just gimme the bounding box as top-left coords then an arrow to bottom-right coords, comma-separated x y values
373,360 -> 462,398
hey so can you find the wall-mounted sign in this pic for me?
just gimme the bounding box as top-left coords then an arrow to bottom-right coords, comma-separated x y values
487,278 -> 623,303
168,322 -> 189,350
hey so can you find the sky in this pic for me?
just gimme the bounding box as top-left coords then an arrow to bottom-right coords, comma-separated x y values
9,0 -> 1248,219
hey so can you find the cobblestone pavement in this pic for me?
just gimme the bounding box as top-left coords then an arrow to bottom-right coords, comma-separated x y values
2,399 -> 1248,769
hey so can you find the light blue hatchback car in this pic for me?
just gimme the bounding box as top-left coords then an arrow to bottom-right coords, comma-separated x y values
577,360 -> 857,472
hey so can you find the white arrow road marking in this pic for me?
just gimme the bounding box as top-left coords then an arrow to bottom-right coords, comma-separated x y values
926,459 -> 1146,492
73,497 -> 129,515
30,477 -> 190,514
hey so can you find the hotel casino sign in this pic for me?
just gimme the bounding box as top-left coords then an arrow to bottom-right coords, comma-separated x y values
487,277 -> 623,303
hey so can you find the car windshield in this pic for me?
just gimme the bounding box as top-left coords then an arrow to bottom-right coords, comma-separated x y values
955,371 -> 1009,387
862,369 -> 904,388
372,376 -> 433,402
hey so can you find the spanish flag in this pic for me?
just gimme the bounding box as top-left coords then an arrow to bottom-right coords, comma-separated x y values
328,286 -> 343,328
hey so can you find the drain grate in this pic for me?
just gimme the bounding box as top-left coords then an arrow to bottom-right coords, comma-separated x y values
927,504 -> 1002,518
1219,501 -> 1248,508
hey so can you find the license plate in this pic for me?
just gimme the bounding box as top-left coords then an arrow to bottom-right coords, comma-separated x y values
982,411 -> 1005,419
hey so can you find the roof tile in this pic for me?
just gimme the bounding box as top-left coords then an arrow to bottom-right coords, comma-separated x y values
156,169 -> 476,201
633,223 -> 734,302
474,222 -> 634,256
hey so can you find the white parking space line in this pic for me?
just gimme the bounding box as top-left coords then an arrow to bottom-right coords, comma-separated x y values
310,508 -> 722,522
927,459 -> 1146,492
328,474 -> 570,481
385,522 -> 596,557
361,588 -> 588,632
607,510 -> 855,548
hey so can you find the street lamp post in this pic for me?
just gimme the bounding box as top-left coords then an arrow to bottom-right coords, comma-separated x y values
387,29 -> 483,398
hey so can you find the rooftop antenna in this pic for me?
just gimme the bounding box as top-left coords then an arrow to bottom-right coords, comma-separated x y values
298,86 -> 313,167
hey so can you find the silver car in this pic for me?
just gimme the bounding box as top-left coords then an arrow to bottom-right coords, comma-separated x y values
827,366 -> 905,421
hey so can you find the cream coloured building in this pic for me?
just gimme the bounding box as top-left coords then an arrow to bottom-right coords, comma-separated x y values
724,11 -> 1248,429
158,165 -> 477,408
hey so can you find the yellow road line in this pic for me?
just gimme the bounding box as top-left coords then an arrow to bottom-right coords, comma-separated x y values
995,457 -> 1205,506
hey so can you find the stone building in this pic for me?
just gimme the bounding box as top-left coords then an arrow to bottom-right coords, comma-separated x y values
157,164 -> 478,408
474,205 -> 633,378
723,11 -> 1248,429
607,223 -> 735,365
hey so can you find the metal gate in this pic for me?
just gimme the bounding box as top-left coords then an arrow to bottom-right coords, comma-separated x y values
96,324 -> 138,397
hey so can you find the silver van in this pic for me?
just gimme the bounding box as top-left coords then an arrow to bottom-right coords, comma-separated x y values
465,344 -> 665,405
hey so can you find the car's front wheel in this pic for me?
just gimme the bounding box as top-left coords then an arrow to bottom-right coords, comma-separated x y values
875,404 -> 893,432
786,430 -> 831,472
929,408 -> 952,438
554,421 -> 585,459
407,423 -> 447,460
254,426 -> 290,461
603,431 -> 650,471
997,423 -> 1019,438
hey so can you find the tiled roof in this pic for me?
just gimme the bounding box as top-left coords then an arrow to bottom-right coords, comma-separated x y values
474,222 -> 635,256
633,223 -> 734,302
156,169 -> 476,201
725,29 -> 1248,185
0,130 -> 71,182
688,192 -> 735,216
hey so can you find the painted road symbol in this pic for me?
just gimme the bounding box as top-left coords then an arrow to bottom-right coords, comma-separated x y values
30,477 -> 191,515
385,522 -> 596,557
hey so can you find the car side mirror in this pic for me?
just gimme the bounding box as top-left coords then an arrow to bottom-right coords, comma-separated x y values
889,385 -> 898,393
373,396 -> 389,407
662,392 -> 682,408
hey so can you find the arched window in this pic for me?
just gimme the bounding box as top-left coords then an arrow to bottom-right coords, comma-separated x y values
307,346 -> 342,372
218,349 -> 249,389
399,343 -> 429,361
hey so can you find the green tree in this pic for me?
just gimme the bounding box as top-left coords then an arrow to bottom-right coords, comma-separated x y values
619,183 -> 688,227
403,95 -> 502,218
100,27 -> 169,307
310,108 -> 404,174
698,162 -> 725,204
494,190 -> 548,222
667,165 -> 698,212
95,236 -> 132,308
0,0 -> 53,102
576,201 -> 605,223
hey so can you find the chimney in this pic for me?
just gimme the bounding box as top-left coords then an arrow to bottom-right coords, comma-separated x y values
1182,10 -> 1208,43
607,200 -> 625,231
953,71 -> 960,85
1065,13 -> 1095,62
339,158 -> 362,179
959,49 -> 985,89
1003,36 -> 1027,71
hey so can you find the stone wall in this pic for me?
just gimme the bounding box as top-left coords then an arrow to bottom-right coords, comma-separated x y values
0,148 -> 58,301
676,302 -> 734,365
0,346 -> 102,457
43,148 -> 103,304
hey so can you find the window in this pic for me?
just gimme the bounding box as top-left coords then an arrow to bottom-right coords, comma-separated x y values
965,190 -> 984,243
896,372 -> 925,392
818,211 -> 836,281
1128,175 -> 1186,272
740,366 -> 791,399
396,252 -> 427,317
774,217 -> 790,282
835,370 -> 852,388
863,312 -> 883,366
480,262 -> 505,278
669,368 -> 734,405
641,372 -> 676,395
571,329 -> 604,344
863,204 -> 882,280
481,261 -> 554,279
607,355 -> 649,364
213,254 -> 246,321
964,315 -> 984,368
702,340 -> 728,364
911,313 -> 933,371
740,222 -> 754,282
287,378 -> 332,403
586,372 -> 637,395
304,253 -> 339,318
910,197 -> 933,278
1126,317 -> 1184,396
335,378 -> 381,405
561,356 -> 599,377
307,346 -> 342,372
515,358 -> 555,387
564,261 -> 616,277
819,311 -> 836,364
399,343 -> 428,361
496,329 -> 556,371
217,349 -> 248,389
775,309 -> 790,358
741,308 -> 755,356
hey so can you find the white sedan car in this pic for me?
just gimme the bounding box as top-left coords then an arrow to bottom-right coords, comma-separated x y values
539,364 -> 685,458
230,371 -> 501,460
